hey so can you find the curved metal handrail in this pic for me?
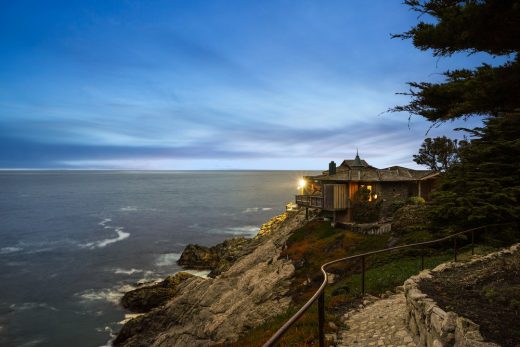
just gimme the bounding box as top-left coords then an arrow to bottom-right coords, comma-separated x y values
262,222 -> 516,347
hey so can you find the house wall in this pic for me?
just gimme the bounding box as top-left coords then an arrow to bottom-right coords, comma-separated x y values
315,179 -> 437,223
418,178 -> 436,200
377,181 -> 417,217
323,184 -> 349,210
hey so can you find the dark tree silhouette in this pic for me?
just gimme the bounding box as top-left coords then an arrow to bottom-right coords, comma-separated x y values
413,136 -> 460,171
392,0 -> 520,123
395,0 -> 520,230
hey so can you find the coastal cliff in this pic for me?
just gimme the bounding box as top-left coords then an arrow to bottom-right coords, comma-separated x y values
114,210 -> 309,346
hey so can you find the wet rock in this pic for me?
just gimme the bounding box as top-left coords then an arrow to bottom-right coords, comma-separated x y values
177,237 -> 260,277
115,211 -> 309,347
120,272 -> 194,313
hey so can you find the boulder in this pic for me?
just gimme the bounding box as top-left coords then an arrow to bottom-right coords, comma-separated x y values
177,237 -> 261,277
121,272 -> 194,313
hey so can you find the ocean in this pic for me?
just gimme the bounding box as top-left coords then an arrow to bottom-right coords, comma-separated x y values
0,170 -> 317,347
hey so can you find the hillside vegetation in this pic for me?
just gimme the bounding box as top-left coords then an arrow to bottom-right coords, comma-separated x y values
223,219 -> 487,346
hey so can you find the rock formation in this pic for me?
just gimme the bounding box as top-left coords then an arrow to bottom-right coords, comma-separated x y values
114,210 -> 308,346
121,272 -> 195,313
177,237 -> 261,277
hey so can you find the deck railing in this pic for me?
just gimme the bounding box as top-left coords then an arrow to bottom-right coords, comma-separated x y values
262,222 -> 517,347
295,195 -> 324,208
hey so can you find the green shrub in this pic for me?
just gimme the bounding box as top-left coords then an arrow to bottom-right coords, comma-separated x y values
407,196 -> 426,205
352,187 -> 382,223
388,200 -> 406,215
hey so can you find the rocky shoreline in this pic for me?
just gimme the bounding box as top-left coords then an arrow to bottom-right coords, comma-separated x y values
114,210 -> 308,346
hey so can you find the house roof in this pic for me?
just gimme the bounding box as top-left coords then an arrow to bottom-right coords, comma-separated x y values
313,156 -> 435,182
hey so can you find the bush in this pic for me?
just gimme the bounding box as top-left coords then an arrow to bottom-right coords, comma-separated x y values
387,200 -> 406,215
407,196 -> 426,205
352,187 -> 382,223
392,205 -> 429,236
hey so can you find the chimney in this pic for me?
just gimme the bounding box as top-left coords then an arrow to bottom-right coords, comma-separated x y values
329,161 -> 337,175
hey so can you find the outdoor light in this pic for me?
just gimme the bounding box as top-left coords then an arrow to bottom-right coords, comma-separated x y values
373,193 -> 378,200
298,179 -> 306,188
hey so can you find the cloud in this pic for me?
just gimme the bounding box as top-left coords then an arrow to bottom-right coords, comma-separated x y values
0,111 -> 476,169
0,1 -> 490,169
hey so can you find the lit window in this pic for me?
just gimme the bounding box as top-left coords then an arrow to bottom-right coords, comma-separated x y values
360,184 -> 373,201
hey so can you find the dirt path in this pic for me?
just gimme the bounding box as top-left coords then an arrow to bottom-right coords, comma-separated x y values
336,293 -> 417,347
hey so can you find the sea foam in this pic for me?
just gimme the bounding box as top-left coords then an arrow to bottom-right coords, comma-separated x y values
81,227 -> 130,249
155,253 -> 181,267
113,268 -> 143,275
182,269 -> 211,278
77,284 -> 136,306
217,225 -> 259,237
80,219 -> 130,249
0,246 -> 22,254
242,207 -> 273,213
9,302 -> 58,312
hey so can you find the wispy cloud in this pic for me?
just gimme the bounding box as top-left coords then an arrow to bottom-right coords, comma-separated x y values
0,0 -> 492,169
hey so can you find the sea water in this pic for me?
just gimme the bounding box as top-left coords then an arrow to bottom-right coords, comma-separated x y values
0,170 -> 317,347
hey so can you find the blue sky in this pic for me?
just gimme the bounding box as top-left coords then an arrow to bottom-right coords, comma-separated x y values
0,0 -> 501,170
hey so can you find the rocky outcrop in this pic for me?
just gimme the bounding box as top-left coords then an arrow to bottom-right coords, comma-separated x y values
121,272 -> 194,313
177,237 -> 260,277
256,213 -> 288,237
404,244 -> 520,347
114,211 -> 309,347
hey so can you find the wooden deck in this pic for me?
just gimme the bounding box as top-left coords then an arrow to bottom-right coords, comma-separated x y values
295,195 -> 324,208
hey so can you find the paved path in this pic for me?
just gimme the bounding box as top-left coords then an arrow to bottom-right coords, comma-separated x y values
336,293 -> 417,347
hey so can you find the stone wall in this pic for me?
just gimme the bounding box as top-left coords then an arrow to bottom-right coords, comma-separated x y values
352,222 -> 391,235
404,244 -> 519,347
377,181 -> 416,217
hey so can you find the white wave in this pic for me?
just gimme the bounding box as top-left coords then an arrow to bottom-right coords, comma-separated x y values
96,326 -> 117,347
9,302 -> 58,312
0,246 -> 22,254
217,225 -> 259,237
113,268 -> 143,275
77,284 -> 136,306
19,338 -> 47,347
181,269 -> 211,278
155,253 -> 181,267
81,227 -> 130,249
119,206 -> 158,212
98,218 -> 112,227
136,278 -> 162,286
119,206 -> 138,212
119,313 -> 144,325
242,207 -> 273,213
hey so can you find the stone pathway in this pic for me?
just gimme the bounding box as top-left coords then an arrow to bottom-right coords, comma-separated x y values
336,293 -> 417,347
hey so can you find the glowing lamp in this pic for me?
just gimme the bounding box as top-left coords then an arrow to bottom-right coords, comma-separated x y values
298,178 -> 307,190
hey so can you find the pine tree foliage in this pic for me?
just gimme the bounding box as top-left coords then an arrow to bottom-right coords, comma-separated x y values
394,0 -> 520,56
413,136 -> 460,171
394,0 -> 520,231
392,0 -> 520,122
428,113 -> 520,228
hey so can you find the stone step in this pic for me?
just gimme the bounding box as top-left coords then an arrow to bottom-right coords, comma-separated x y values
335,293 -> 417,347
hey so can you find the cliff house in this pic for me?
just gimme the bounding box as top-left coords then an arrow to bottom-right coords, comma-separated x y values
296,152 -> 439,224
